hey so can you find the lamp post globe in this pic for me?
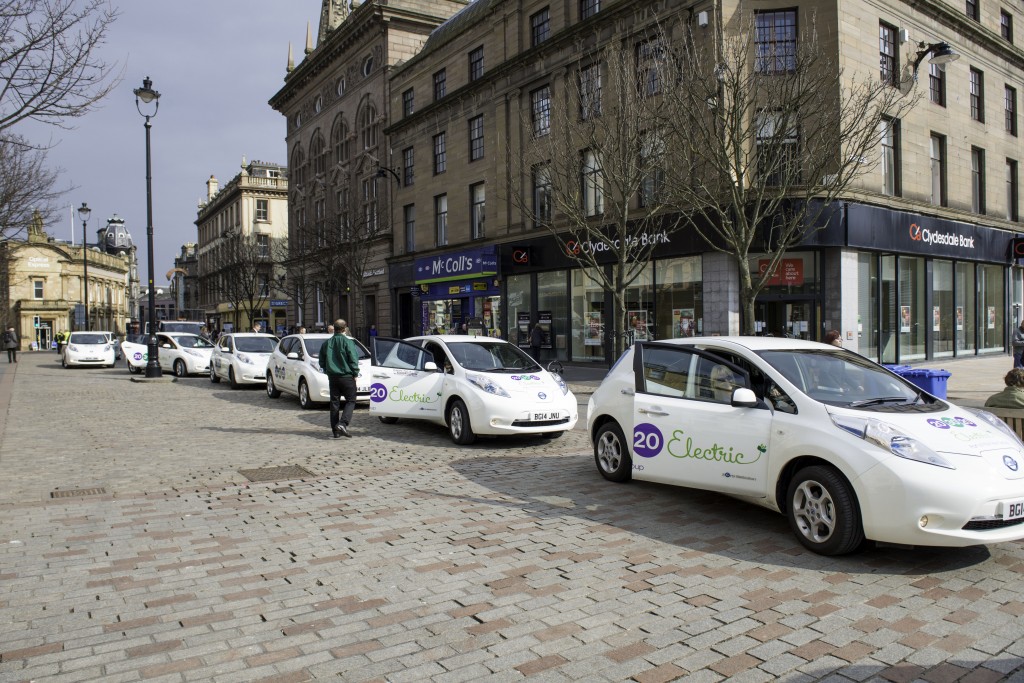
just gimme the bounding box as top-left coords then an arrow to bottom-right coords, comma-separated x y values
77,202 -> 91,331
134,76 -> 162,378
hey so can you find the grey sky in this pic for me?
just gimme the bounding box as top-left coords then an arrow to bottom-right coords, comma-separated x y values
23,1 -> 321,282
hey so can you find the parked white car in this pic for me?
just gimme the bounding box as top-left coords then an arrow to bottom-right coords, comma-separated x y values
265,333 -> 371,408
210,333 -> 278,388
120,334 -> 150,374
587,336 -> 1024,555
154,332 -> 214,377
62,331 -> 116,368
368,335 -> 578,445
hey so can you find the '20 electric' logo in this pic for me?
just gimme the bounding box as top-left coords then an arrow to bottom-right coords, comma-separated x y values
370,383 -> 388,403
633,423 -> 664,458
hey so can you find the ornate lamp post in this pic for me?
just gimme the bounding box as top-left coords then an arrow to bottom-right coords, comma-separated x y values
77,203 -> 91,330
134,76 -> 162,378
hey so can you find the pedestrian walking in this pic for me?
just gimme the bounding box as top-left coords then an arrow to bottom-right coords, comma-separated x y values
1013,321 -> 1024,368
318,319 -> 360,438
3,326 -> 18,363
529,323 -> 543,362
55,330 -> 65,353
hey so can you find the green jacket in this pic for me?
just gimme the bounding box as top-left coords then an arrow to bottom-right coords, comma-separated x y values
984,386 -> 1024,409
319,333 -> 360,377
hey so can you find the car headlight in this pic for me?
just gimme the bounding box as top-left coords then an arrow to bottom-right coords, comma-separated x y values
552,372 -> 569,396
184,348 -> 202,358
964,407 -> 1023,444
68,344 -> 78,352
831,414 -> 955,469
311,361 -> 324,373
237,353 -> 254,365
466,372 -> 511,398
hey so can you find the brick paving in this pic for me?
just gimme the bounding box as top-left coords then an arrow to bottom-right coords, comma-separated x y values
1,351 -> 1023,682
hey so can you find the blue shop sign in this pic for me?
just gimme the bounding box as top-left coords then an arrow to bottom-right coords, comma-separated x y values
419,279 -> 500,301
415,247 -> 497,284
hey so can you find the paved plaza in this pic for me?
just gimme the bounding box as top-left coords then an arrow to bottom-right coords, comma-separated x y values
1,350 -> 1023,682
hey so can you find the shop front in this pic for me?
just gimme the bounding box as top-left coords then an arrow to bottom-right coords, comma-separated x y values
412,246 -> 500,336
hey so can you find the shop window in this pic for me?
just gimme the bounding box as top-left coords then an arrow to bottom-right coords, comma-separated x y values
655,257 -> 702,339
537,270 -> 568,362
571,268 -> 606,363
898,255 -> 926,361
956,262 -> 976,354
933,260 -> 954,358
507,273 -> 533,348
857,253 -> 879,361
980,263 -> 1004,351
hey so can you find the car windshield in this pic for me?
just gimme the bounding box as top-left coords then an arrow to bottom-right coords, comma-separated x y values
161,322 -> 205,335
446,341 -> 540,372
70,333 -> 107,344
124,335 -> 148,345
758,349 -> 921,407
174,335 -> 214,349
235,337 -> 277,353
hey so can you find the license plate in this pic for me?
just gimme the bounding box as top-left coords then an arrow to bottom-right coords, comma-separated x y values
533,412 -> 559,421
1001,499 -> 1024,520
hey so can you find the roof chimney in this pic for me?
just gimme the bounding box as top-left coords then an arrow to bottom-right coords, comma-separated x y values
207,175 -> 219,200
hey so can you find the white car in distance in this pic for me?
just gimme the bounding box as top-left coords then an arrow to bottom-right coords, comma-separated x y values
62,331 -> 116,368
368,335 -> 578,445
265,333 -> 372,409
210,333 -> 278,388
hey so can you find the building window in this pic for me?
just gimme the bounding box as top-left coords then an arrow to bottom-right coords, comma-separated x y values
469,46 -> 484,82
530,8 -> 550,46
756,110 -> 798,186
582,150 -> 604,216
1002,10 -> 1014,42
470,183 -> 485,239
433,69 -> 446,101
362,177 -> 378,235
639,130 -> 665,207
970,68 -> 984,122
402,88 -> 414,117
580,0 -> 599,20
930,133 -> 947,206
360,102 -> 378,150
404,204 -> 416,253
332,115 -> 350,164
33,280 -> 43,299
311,130 -> 327,175
469,115 -> 484,161
433,132 -> 446,174
315,198 -> 326,245
1006,85 -> 1018,135
755,10 -> 797,74
531,86 -> 551,137
966,0 -> 979,21
256,199 -> 269,222
580,63 -> 602,119
1007,159 -> 1019,221
879,22 -> 898,87
880,117 -> 901,197
637,38 -> 665,96
362,55 -> 374,77
533,163 -> 552,227
434,195 -> 448,246
257,233 -> 269,258
972,147 -> 986,214
402,147 -> 414,186
929,63 -> 946,106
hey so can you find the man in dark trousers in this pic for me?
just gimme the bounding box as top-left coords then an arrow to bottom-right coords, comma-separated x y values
318,319 -> 360,438
3,326 -> 18,363
529,323 -> 543,362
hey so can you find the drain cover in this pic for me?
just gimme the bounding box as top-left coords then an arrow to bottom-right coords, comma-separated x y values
238,465 -> 315,483
51,487 -> 106,499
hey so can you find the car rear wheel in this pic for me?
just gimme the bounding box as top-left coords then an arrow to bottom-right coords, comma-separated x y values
786,465 -> 864,556
173,360 -> 187,378
594,421 -> 631,482
210,365 -> 220,383
448,399 -> 475,445
298,379 -> 313,409
229,367 -> 240,389
266,374 -> 281,398
127,362 -> 139,374
378,416 -> 399,424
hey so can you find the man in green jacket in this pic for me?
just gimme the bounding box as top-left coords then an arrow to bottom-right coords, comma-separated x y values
319,319 -> 361,438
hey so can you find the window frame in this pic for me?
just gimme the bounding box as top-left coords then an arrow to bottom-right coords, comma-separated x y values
434,194 -> 448,247
879,21 -> 899,88
880,117 -> 902,197
972,146 -> 986,214
470,182 -> 485,240
1002,10 -> 1014,42
468,46 -> 484,82
579,62 -> 602,119
530,8 -> 550,47
1008,158 -> 1019,221
532,163 -> 552,227
433,131 -> 447,175
33,280 -> 43,300
580,0 -> 599,21
404,204 -> 416,253
1006,85 -> 1018,136
255,199 -> 269,222
930,133 -> 947,207
469,115 -> 484,161
402,88 -> 414,117
966,0 -> 979,21
402,147 -> 415,186
531,86 -> 552,138
433,69 -> 447,101
582,149 -> 604,217
929,63 -> 946,107
754,9 -> 798,74
970,67 -> 985,123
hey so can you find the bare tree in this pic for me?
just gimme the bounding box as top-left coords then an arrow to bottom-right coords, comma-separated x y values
212,234 -> 287,330
660,10 -> 918,334
509,32 -> 684,358
0,135 -> 63,238
0,0 -> 120,135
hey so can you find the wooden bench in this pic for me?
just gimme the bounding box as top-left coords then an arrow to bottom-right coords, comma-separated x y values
983,407 -> 1024,441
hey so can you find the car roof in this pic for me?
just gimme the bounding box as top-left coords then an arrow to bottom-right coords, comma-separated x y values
408,335 -> 508,344
652,336 -> 837,353
227,333 -> 277,338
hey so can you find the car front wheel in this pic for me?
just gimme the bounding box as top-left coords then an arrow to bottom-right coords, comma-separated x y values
786,465 -> 864,556
229,367 -> 240,389
173,360 -> 187,378
266,374 -> 281,398
210,365 -> 220,383
127,362 -> 139,374
594,421 -> 631,482
378,416 -> 399,424
298,379 -> 313,409
448,399 -> 475,445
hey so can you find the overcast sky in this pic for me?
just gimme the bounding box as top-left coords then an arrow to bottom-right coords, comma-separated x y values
22,1 -> 322,283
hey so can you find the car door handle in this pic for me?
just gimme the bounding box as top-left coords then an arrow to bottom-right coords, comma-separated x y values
620,388 -> 635,396
638,408 -> 668,416
372,372 -> 390,378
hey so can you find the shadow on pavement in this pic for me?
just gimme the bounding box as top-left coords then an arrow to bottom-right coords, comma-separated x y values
446,454 -> 994,573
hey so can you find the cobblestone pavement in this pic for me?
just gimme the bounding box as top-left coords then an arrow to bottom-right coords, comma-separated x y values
2,352 -> 1024,682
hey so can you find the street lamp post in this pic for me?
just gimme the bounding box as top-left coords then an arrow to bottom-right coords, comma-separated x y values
77,203 -> 91,330
135,76 -> 162,378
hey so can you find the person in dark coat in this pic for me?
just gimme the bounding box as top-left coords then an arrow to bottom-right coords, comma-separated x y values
529,324 -> 543,362
3,326 -> 18,363
318,319 -> 361,438
985,369 -> 1024,408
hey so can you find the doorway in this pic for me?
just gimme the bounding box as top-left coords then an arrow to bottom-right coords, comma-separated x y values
755,300 -> 816,340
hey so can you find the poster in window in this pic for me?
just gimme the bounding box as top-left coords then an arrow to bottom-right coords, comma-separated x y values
585,311 -> 603,346
673,308 -> 695,338
933,306 -> 941,332
900,305 -> 911,333
956,306 -> 964,331
627,310 -> 649,342
988,306 -> 996,330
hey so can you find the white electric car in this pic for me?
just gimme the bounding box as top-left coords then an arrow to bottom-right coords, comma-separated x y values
62,332 -> 117,368
265,333 -> 372,408
210,333 -> 278,388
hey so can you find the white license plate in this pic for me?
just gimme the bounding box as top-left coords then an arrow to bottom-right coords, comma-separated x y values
1001,499 -> 1024,520
533,412 -> 559,421
358,386 -> 369,393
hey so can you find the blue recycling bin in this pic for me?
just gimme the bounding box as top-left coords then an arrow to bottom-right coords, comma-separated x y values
901,368 -> 950,399
882,364 -> 913,376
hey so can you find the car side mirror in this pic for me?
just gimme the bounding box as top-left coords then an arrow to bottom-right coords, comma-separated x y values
286,352 -> 299,360
161,343 -> 172,349
424,361 -> 438,372
731,387 -> 759,408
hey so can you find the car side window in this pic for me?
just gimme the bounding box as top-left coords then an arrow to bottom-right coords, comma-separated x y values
279,338 -> 296,356
423,342 -> 451,373
639,346 -> 692,398
707,348 -> 796,413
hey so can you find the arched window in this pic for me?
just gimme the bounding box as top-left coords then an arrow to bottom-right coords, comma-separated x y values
359,100 -> 378,150
331,114 -> 350,164
290,145 -> 306,188
311,130 -> 327,176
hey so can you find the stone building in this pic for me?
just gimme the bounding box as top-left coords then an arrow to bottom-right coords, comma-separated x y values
0,211 -> 132,349
170,243 -> 201,322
